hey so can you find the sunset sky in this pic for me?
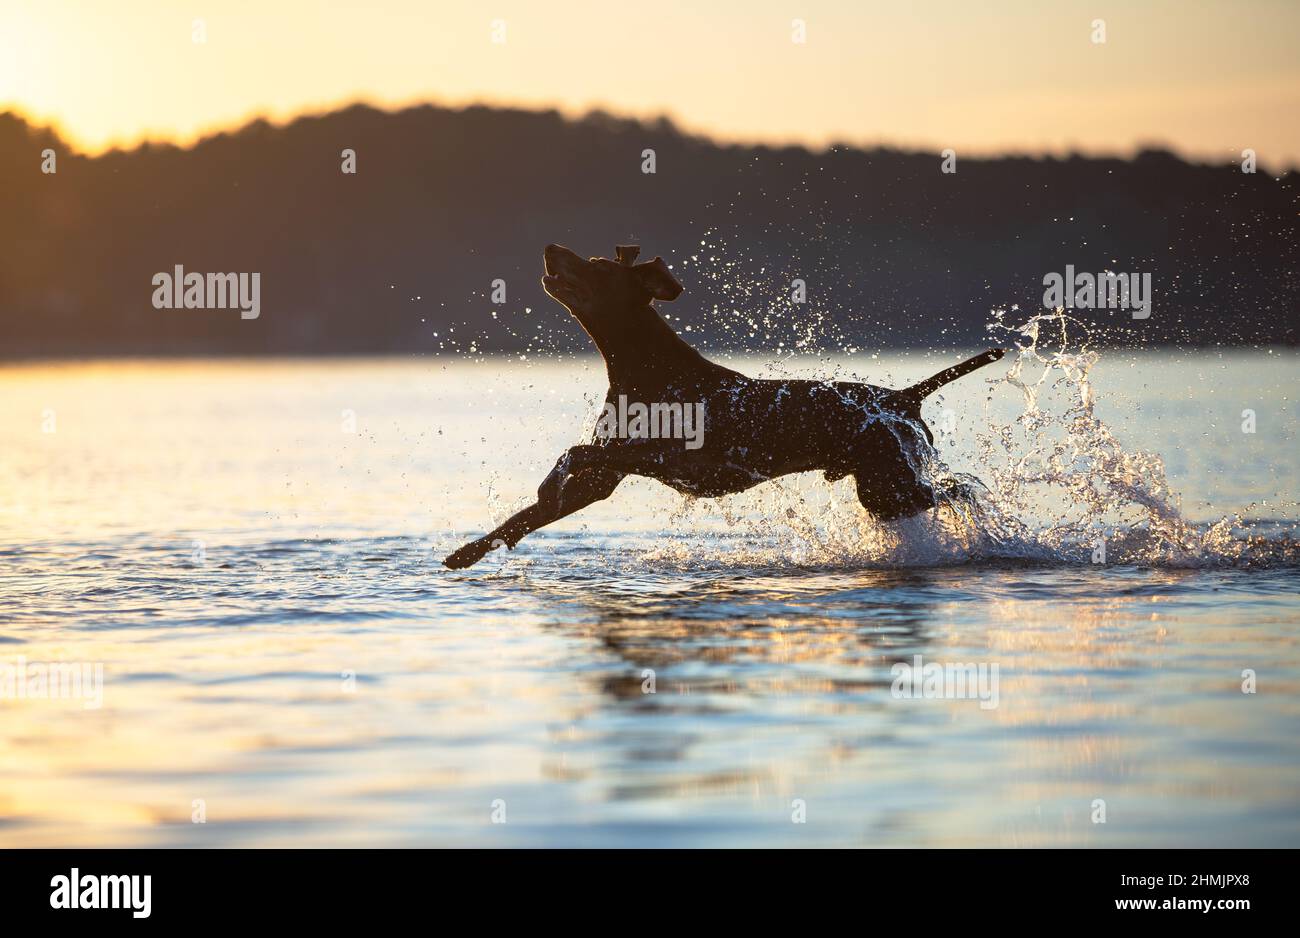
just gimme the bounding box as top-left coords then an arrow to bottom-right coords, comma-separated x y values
2,0 -> 1298,164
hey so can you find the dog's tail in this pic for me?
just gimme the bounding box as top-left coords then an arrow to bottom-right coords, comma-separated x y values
889,348 -> 1006,406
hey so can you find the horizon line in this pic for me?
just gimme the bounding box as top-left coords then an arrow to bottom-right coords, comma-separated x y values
4,96 -> 1293,173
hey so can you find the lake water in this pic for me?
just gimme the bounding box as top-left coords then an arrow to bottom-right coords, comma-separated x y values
1,346 -> 1297,846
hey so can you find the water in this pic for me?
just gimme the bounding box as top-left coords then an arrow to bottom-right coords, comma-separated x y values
1,349 -> 1297,846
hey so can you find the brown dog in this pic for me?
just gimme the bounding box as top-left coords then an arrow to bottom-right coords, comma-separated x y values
444,243 -> 1003,569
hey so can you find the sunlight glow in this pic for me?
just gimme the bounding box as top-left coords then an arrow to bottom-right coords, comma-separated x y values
1,0 -> 1297,162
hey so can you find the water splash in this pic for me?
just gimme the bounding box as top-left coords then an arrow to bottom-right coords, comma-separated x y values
641,306 -> 1298,571
969,308 -> 1246,566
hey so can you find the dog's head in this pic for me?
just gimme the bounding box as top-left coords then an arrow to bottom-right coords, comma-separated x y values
542,243 -> 682,316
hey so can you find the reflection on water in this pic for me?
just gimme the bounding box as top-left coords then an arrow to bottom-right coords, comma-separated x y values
0,357 -> 1298,846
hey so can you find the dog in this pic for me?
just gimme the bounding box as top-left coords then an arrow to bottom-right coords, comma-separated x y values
444,243 -> 1004,569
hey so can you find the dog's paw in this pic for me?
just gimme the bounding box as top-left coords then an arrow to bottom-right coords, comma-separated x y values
443,537 -> 506,569
442,544 -> 480,569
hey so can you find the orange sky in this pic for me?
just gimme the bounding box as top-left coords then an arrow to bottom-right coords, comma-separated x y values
2,0 -> 1298,165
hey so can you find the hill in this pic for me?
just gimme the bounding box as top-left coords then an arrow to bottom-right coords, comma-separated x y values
1,104 -> 1294,357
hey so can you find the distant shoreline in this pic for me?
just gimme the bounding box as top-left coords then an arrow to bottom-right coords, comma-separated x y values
3,104 -> 1294,354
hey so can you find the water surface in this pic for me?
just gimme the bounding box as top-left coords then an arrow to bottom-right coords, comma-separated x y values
1,352 -> 1297,846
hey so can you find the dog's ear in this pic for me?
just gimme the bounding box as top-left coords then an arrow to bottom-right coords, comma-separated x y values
633,257 -> 683,302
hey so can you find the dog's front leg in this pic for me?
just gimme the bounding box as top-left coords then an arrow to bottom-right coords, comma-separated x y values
444,455 -> 622,570
443,502 -> 552,570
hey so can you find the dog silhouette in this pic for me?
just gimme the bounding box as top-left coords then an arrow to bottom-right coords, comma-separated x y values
444,243 -> 1003,569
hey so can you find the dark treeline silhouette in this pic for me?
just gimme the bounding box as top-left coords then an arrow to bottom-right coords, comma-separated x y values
1,103 -> 1294,358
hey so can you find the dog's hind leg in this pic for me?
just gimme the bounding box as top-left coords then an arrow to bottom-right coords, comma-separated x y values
443,467 -> 624,569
